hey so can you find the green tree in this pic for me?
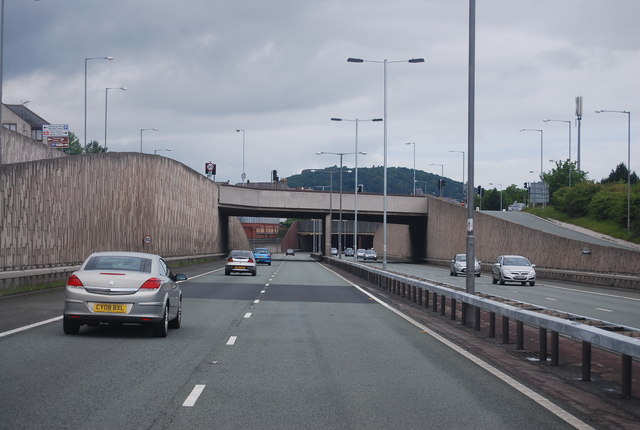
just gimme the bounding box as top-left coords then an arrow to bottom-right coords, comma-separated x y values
542,160 -> 588,197
62,132 -> 83,155
601,163 -> 639,184
84,140 -> 106,153
552,181 -> 599,217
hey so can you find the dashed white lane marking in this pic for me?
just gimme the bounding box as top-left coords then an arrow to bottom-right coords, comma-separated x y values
182,384 -> 206,407
254,299 -> 260,304
244,313 -> 252,319
317,263 -> 594,430
0,316 -> 62,338
545,297 -> 557,301
226,336 -> 237,346
596,307 -> 613,313
261,290 -> 266,294
265,283 -> 270,287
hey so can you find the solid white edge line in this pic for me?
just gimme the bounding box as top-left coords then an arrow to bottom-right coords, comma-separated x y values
244,313 -> 252,318
226,336 -> 237,345
254,299 -> 260,304
0,316 -> 63,338
182,384 -> 206,407
317,262 -> 594,430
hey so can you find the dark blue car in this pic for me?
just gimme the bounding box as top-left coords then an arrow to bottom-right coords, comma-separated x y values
253,248 -> 272,265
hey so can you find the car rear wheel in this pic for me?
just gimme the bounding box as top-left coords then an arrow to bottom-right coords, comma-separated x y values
499,275 -> 505,285
225,269 -> 231,276
529,281 -> 535,286
153,305 -> 169,338
251,270 -> 257,276
63,317 -> 80,335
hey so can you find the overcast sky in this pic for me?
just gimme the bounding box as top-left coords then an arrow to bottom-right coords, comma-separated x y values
4,0 -> 639,188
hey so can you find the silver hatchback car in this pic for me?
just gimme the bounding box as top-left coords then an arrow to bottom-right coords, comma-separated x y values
63,251 -> 186,337
492,255 -> 536,286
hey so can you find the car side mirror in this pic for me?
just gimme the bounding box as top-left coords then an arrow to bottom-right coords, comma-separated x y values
175,273 -> 188,281
531,264 -> 536,268
493,262 -> 501,267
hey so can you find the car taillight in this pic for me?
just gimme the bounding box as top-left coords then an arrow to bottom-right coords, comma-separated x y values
67,274 -> 84,287
248,258 -> 254,263
227,257 -> 234,262
140,277 -> 162,290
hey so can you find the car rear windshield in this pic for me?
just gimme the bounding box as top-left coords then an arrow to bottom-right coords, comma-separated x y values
230,251 -> 253,258
85,255 -> 152,273
254,249 -> 269,253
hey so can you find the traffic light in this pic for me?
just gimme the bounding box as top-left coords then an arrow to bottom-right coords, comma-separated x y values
272,170 -> 279,182
524,182 -> 528,189
477,185 -> 482,195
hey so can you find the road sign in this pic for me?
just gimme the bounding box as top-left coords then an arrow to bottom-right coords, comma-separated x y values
43,124 -> 69,148
143,234 -> 152,245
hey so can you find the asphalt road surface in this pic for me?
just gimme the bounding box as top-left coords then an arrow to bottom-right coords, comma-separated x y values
0,255 -> 590,429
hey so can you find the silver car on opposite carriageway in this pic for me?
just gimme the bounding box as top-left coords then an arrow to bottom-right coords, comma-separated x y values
63,251 -> 186,337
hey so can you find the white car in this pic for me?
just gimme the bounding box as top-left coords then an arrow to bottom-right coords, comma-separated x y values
63,251 -> 186,337
225,250 -> 257,276
492,255 -> 536,286
356,249 -> 366,259
450,253 -> 481,277
330,247 -> 338,256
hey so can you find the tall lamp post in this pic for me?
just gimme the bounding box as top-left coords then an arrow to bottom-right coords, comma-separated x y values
317,151 -> 360,259
543,119 -> 572,187
140,128 -> 158,153
348,56 -> 425,269
236,129 -> 246,185
331,117 -> 380,260
429,163 -> 444,197
596,109 -> 632,231
104,86 -> 126,151
406,142 -> 416,195
489,182 -> 503,211
449,150 -> 465,202
85,56 -> 113,148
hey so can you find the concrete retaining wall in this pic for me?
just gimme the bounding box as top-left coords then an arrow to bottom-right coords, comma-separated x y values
425,197 -> 640,287
1,128 -> 68,165
0,152 -> 249,272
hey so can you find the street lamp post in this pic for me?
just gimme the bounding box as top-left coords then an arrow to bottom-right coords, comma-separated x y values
236,129 -> 246,185
140,128 -> 158,153
104,86 -> 126,151
348,56 -> 425,269
331,117 -> 380,260
406,142 -> 416,195
543,119 -> 572,187
429,163 -> 444,197
317,151 -> 360,259
489,182 -> 503,211
449,150 -> 465,202
596,109 -> 632,231
85,56 -> 113,148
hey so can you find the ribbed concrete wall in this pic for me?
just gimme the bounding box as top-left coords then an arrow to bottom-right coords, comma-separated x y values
426,197 -> 640,275
0,153 -> 248,270
1,128 -> 68,165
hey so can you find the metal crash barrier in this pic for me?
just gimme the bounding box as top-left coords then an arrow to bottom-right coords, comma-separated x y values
326,257 -> 640,399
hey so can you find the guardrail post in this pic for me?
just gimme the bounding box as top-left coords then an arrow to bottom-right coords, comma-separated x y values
489,312 -> 496,338
413,285 -> 417,303
440,295 -> 446,316
502,317 -> 510,344
582,341 -> 592,381
432,292 -> 438,312
418,288 -> 423,306
474,307 -> 481,331
539,328 -> 548,363
424,289 -> 429,308
450,299 -> 456,321
516,321 -> 524,350
461,303 -> 467,326
622,354 -> 632,398
550,331 -> 559,366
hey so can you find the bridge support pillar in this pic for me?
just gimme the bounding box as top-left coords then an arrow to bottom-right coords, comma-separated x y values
324,214 -> 332,256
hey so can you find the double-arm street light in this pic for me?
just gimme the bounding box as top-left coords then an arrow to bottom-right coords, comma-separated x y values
104,86 -> 126,151
317,151 -> 362,259
347,56 -> 425,269
429,163 -> 444,197
332,117 -> 380,260
596,109 -> 632,231
236,129 -> 246,186
140,128 -> 158,153
543,119 -> 572,187
449,150 -> 465,202
85,56 -> 113,147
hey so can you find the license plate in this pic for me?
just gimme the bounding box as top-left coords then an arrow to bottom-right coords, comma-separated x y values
93,303 -> 127,313
235,266 -> 246,270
